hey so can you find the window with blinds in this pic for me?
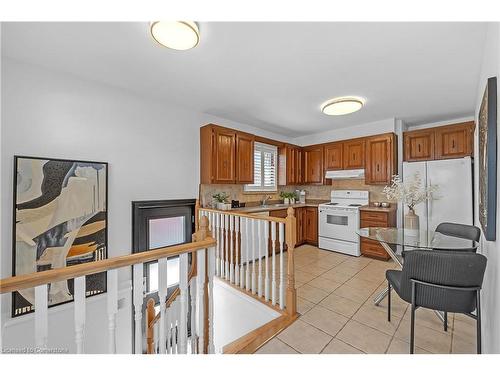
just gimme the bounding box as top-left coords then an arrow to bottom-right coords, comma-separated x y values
244,142 -> 278,192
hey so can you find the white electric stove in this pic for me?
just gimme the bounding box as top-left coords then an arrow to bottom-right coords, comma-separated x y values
318,190 -> 369,256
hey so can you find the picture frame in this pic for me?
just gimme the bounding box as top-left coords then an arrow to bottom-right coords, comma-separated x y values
12,155 -> 108,317
478,76 -> 498,241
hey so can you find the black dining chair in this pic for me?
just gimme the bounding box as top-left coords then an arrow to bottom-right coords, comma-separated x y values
435,222 -> 481,251
386,250 -> 487,354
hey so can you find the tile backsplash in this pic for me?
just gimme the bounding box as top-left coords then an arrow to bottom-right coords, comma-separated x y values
200,179 -> 393,207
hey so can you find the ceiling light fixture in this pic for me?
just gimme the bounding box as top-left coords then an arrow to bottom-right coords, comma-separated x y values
321,96 -> 365,116
150,21 -> 200,50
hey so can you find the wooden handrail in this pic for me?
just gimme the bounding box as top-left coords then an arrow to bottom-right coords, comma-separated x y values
0,237 -> 215,294
199,207 -> 287,223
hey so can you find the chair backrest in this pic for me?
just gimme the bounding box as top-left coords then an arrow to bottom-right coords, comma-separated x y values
435,222 -> 481,242
435,222 -> 480,253
399,250 -> 487,313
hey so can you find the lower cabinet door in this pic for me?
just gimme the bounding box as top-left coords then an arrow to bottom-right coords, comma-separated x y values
360,238 -> 390,260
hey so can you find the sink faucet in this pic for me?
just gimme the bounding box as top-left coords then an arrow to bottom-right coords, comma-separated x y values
262,195 -> 272,206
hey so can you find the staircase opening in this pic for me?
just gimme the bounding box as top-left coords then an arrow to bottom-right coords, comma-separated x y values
131,199 -> 196,352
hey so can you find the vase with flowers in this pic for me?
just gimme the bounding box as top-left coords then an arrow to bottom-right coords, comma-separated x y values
383,172 -> 439,231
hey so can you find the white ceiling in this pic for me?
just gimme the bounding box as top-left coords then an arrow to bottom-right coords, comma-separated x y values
2,22 -> 487,137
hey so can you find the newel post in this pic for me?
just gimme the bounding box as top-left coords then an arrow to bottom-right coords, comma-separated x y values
285,207 -> 297,316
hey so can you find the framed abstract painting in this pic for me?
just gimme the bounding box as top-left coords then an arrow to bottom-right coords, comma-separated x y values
478,76 -> 497,241
12,156 -> 108,317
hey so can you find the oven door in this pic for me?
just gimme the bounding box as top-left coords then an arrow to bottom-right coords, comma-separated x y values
319,207 -> 358,242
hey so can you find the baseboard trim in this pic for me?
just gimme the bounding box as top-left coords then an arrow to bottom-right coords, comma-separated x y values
222,313 -> 299,354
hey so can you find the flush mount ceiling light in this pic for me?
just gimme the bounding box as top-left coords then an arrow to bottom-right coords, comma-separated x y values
321,96 -> 365,116
150,21 -> 200,50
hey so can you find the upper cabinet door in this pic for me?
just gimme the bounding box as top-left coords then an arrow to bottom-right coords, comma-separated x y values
304,146 -> 324,184
434,122 -> 474,160
235,133 -> 254,183
324,142 -> 343,170
295,148 -> 303,184
343,139 -> 365,169
403,130 -> 435,161
365,133 -> 396,185
214,129 -> 236,183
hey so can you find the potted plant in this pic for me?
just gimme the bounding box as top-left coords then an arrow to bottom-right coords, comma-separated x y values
212,192 -> 231,210
280,191 -> 297,205
383,172 -> 438,231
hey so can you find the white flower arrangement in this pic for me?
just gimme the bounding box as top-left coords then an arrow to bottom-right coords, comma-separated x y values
383,172 -> 439,211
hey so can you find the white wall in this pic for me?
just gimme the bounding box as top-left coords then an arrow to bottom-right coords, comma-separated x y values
292,118 -> 396,146
0,58 -> 290,353
474,22 -> 500,354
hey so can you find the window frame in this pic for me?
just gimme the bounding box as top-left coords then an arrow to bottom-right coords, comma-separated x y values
244,142 -> 278,193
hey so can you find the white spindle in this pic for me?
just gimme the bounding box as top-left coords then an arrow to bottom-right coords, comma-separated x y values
258,220 -> 263,297
229,215 -> 234,283
207,246 -> 216,354
245,218 -> 251,291
179,253 -> 189,353
196,248 -> 206,353
225,215 -> 230,280
74,276 -> 86,354
106,269 -> 118,353
133,263 -> 144,354
158,257 -> 168,354
171,300 -> 178,354
235,217 -> 240,286
271,222 -> 277,305
251,219 -> 257,294
264,221 -> 270,301
165,302 -> 172,354
215,213 -> 221,277
189,279 -> 197,353
34,284 -> 48,349
279,223 -> 285,309
220,214 -> 226,279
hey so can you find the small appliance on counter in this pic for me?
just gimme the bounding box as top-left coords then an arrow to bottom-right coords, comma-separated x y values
231,200 -> 240,208
299,190 -> 306,204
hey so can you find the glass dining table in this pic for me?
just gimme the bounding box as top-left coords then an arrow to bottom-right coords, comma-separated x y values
356,227 -> 478,313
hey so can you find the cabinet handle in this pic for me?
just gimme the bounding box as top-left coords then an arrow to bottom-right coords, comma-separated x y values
353,153 -> 355,161
452,140 -> 455,148
377,164 -> 380,172
418,144 -> 421,152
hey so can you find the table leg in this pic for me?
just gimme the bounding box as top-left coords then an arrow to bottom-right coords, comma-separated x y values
374,286 -> 389,306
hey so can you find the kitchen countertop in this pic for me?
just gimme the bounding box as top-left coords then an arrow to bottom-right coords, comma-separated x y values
230,199 -> 328,214
360,204 -> 397,213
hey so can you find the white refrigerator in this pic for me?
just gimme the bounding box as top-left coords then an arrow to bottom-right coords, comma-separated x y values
402,157 -> 473,242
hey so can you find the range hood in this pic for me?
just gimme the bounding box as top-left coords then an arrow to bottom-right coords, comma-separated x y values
325,169 -> 365,180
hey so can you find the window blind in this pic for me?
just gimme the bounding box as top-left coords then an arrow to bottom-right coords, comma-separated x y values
245,142 -> 278,192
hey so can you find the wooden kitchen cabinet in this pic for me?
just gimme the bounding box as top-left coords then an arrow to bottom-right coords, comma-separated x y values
343,138 -> 365,169
434,122 -> 474,160
200,124 -> 254,184
403,129 -> 435,161
365,133 -> 397,185
359,207 -> 397,260
324,142 -> 344,171
403,121 -> 474,162
304,146 -> 324,184
295,207 -> 306,246
304,207 -> 318,245
278,144 -> 303,185
235,133 -> 254,183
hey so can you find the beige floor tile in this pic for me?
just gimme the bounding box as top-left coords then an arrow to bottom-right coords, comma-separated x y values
321,268 -> 353,284
386,338 -> 430,354
296,263 -> 329,277
297,296 -> 314,314
321,338 -> 364,354
333,284 -> 373,303
352,305 -> 402,336
307,276 -> 342,293
295,269 -> 317,284
300,305 -> 349,336
330,264 -> 360,277
306,258 -> 342,270
395,318 -> 452,353
337,320 -> 392,354
452,318 -> 477,345
278,319 -> 332,354
402,308 -> 452,335
451,336 -> 477,354
320,293 -> 363,318
366,290 -> 408,318
297,284 -> 330,304
343,277 -> 379,293
255,338 -> 299,354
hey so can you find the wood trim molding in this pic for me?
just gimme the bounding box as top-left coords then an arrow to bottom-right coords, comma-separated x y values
222,313 -> 298,354
0,237 -> 215,294
199,207 -> 287,223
